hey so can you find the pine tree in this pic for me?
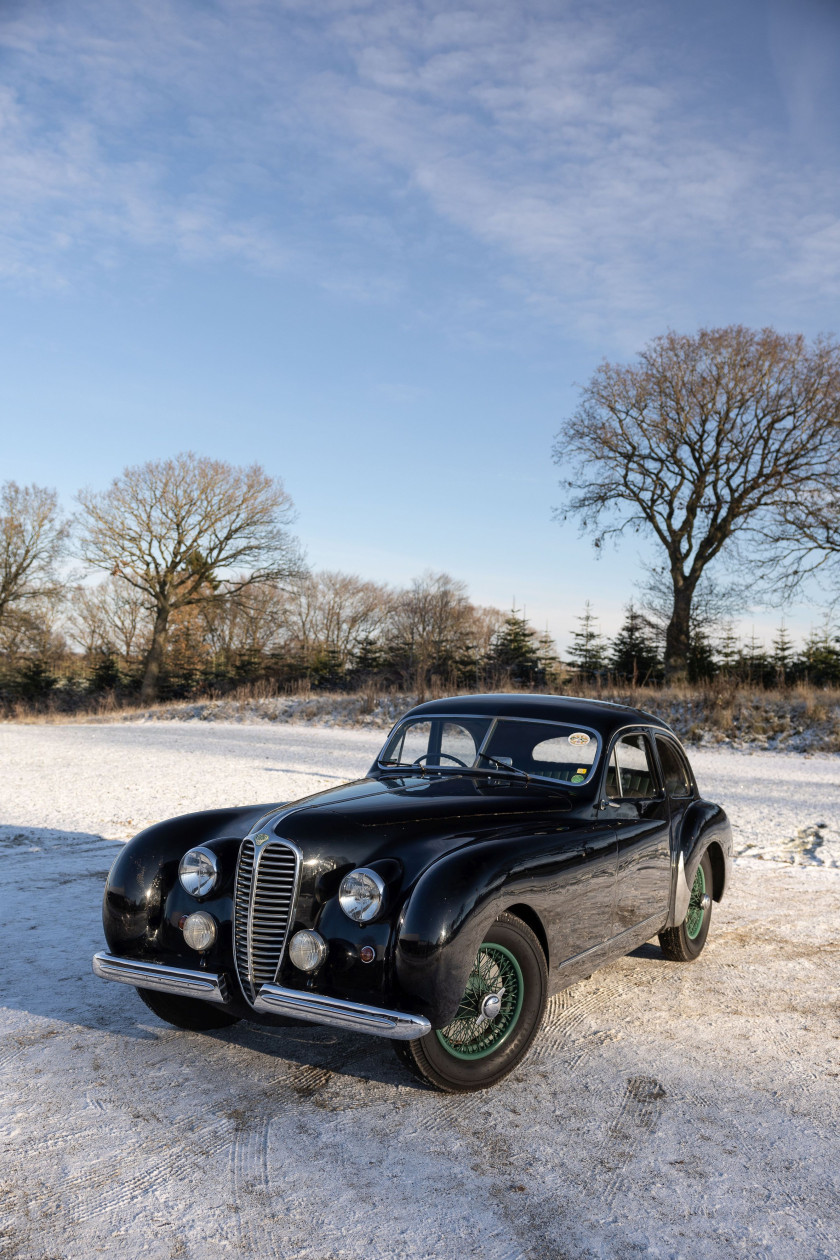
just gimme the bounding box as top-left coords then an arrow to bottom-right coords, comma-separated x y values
717,622 -> 740,676
567,602 -> 608,678
609,603 -> 661,683
536,629 -> 560,688
687,627 -> 717,683
740,629 -> 771,687
771,621 -> 794,685
490,608 -> 543,686
353,635 -> 383,674
801,620 -> 840,686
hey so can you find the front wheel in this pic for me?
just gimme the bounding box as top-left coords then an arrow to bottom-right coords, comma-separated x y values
658,850 -> 713,962
393,912 -> 548,1092
137,987 -> 242,1030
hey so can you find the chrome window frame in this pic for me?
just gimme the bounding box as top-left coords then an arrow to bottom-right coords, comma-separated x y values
652,733 -> 696,799
600,724 -> 666,803
377,713 -> 602,788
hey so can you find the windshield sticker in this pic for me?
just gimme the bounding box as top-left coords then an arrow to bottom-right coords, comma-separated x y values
577,768 -> 588,775
570,774 -> 586,784
568,732 -> 590,747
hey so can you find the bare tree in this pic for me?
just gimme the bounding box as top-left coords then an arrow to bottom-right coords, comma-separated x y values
386,572 -> 478,689
281,571 -> 390,673
757,463 -> 840,600
199,582 -> 289,664
0,482 -> 69,639
67,578 -> 149,661
77,453 -> 303,702
553,326 -> 840,678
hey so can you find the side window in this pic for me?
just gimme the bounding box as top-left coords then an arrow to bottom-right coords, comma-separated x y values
610,733 -> 656,799
656,737 -> 692,798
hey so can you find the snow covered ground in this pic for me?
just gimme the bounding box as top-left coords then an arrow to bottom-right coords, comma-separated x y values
1,723 -> 839,1259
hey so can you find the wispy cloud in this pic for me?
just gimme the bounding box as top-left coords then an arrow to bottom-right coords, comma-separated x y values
1,0 -> 838,336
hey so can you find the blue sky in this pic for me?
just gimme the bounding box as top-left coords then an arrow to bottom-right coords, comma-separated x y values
1,0 -> 839,653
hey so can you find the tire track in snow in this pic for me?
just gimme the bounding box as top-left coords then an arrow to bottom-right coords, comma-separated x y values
230,1112 -> 282,1260
596,1075 -> 668,1210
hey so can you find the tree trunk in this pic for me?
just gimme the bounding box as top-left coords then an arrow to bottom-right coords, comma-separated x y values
664,579 -> 694,682
140,605 -> 170,704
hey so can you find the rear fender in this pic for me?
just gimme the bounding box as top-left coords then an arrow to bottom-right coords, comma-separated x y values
668,800 -> 734,927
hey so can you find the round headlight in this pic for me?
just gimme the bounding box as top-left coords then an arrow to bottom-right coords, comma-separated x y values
181,911 -> 217,952
179,847 -> 219,898
338,868 -> 386,923
288,930 -> 328,972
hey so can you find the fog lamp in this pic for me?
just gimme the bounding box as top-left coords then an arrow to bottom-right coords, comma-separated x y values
288,930 -> 328,972
181,911 -> 217,952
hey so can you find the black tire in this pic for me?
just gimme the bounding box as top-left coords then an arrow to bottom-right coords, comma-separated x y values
137,987 -> 242,1031
658,850 -> 713,962
393,912 -> 548,1093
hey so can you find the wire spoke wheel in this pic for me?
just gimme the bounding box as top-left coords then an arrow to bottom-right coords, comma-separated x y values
658,849 -> 714,963
435,942 -> 524,1060
392,912 -> 548,1092
685,864 -> 707,940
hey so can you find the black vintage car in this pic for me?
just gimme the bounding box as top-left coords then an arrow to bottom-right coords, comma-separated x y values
93,694 -> 733,1092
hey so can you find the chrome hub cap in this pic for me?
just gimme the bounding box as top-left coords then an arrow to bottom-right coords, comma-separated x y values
479,991 -> 503,1021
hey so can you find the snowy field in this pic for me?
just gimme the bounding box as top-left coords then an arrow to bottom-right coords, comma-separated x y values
1,722 -> 839,1260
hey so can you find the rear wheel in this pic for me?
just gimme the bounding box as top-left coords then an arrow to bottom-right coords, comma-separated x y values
393,912 -> 547,1092
658,850 -> 713,962
137,987 -> 242,1030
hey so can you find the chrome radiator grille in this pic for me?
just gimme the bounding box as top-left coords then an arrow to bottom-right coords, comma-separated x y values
233,836 -> 300,1005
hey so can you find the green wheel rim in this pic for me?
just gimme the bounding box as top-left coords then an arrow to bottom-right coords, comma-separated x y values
435,942 -> 525,1061
685,864 -> 706,940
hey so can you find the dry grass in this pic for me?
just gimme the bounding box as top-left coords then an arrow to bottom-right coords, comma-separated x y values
4,677 -> 840,751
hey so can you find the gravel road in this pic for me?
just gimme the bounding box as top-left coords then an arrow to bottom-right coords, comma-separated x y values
1,722 -> 838,1259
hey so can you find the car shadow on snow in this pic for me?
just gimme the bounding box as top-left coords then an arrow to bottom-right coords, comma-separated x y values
0,823 -> 424,1085
626,942 -> 667,962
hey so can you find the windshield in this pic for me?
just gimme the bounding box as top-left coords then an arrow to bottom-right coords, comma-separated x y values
378,715 -> 600,786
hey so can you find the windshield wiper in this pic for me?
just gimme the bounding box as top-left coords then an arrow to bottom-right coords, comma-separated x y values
477,754 -> 531,783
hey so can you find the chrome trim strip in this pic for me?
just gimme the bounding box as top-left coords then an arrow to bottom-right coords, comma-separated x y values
91,952 -> 229,1004
253,984 -> 432,1041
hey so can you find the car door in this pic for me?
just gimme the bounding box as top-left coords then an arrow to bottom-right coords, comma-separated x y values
548,819 -> 617,964
604,729 -> 672,934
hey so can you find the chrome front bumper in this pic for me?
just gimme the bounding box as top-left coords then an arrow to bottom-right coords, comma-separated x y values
92,952 -> 431,1041
253,983 -> 431,1041
91,951 -> 230,1004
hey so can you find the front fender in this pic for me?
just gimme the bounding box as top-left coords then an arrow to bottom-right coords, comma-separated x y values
394,837 -> 545,1027
102,803 -> 279,960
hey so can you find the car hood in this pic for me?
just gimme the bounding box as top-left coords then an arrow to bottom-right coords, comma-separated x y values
266,772 -> 581,888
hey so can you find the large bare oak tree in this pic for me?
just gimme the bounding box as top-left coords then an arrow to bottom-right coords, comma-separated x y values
77,453 -> 302,702
553,326 -> 840,678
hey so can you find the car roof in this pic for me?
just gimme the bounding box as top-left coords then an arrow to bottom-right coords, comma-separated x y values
403,692 -> 673,739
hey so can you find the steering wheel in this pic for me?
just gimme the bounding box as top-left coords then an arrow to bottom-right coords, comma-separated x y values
412,752 -> 470,768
